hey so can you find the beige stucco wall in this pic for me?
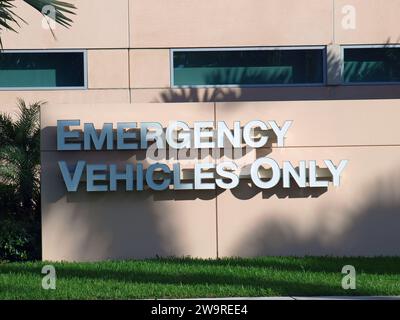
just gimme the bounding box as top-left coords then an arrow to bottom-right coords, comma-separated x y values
130,49 -> 171,89
1,0 -> 129,49
218,146 -> 400,257
335,0 -> 400,44
0,0 -> 400,105
88,50 -> 130,89
41,151 -> 217,261
2,0 -> 398,50
1,1 -> 400,260
130,0 -> 333,48
41,100 -> 400,261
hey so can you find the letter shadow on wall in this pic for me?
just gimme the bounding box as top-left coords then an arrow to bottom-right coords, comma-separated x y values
234,171 -> 400,256
229,181 -> 327,201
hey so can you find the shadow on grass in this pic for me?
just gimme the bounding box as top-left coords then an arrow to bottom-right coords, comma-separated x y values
1,258 -> 398,297
144,257 -> 400,276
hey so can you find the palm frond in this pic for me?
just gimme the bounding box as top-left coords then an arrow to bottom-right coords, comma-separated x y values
0,111 -> 15,146
14,100 -> 40,148
0,0 -> 76,48
0,0 -> 25,48
23,0 -> 76,28
0,144 -> 23,184
0,100 -> 42,216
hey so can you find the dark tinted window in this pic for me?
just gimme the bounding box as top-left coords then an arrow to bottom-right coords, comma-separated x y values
343,47 -> 400,83
173,49 -> 324,86
0,52 -> 85,88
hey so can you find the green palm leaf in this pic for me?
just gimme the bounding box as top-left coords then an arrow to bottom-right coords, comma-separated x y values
0,0 -> 23,48
0,112 -> 16,146
23,0 -> 76,28
0,99 -> 42,217
0,0 -> 76,47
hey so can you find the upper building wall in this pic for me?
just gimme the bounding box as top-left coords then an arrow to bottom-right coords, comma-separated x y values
1,0 -> 129,49
335,0 -> 400,45
2,0 -> 400,50
130,0 -> 333,48
2,0 -> 400,106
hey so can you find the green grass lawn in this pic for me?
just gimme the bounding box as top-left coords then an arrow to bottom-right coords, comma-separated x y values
0,257 -> 399,299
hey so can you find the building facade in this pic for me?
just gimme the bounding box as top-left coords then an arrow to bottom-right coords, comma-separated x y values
1,0 -> 400,261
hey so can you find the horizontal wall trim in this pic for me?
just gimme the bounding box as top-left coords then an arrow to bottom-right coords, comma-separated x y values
8,43 -> 400,51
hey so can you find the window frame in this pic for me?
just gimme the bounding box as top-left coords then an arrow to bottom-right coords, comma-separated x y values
341,44 -> 400,86
170,46 -> 327,88
0,49 -> 88,91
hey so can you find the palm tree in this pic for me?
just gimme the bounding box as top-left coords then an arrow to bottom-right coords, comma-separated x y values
0,99 -> 41,218
0,0 -> 76,46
